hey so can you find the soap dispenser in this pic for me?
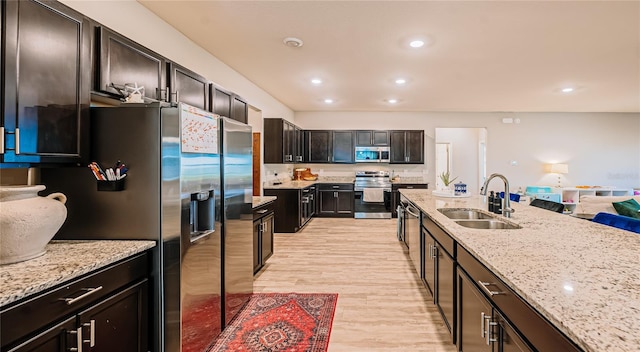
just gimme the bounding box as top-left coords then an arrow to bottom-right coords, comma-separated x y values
488,191 -> 495,212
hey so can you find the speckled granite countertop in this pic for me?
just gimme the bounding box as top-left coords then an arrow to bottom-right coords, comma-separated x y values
264,177 -> 355,189
253,196 -> 277,208
0,240 -> 156,307
399,189 -> 640,352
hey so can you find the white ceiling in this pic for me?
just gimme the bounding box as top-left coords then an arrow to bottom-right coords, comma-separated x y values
138,1 -> 640,113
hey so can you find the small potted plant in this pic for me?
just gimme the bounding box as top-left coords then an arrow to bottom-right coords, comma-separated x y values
439,171 -> 458,193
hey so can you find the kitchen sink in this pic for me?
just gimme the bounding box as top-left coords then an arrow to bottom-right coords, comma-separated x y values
454,219 -> 521,230
438,208 -> 495,220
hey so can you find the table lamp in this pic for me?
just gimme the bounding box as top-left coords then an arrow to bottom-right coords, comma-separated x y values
545,163 -> 569,187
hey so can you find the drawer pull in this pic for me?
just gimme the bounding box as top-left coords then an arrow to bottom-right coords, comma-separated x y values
332,185 -> 340,189
478,281 -> 505,296
256,209 -> 268,214
68,327 -> 83,352
82,320 -> 96,347
60,286 -> 103,305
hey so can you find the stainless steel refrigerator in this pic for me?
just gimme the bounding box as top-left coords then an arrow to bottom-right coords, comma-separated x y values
41,102 -> 253,352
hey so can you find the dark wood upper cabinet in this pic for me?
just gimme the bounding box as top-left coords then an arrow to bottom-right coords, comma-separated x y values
390,130 -> 424,164
356,130 -> 389,146
2,0 -> 90,164
211,85 -> 232,118
305,130 -> 331,163
95,26 -> 166,101
232,95 -> 248,124
332,131 -> 355,163
167,62 -> 208,110
264,118 -> 300,163
211,85 -> 247,123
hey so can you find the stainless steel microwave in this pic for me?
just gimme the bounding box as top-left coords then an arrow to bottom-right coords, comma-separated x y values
355,146 -> 390,163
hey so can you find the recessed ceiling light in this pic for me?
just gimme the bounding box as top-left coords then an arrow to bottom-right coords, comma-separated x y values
561,87 -> 574,93
283,37 -> 304,48
387,99 -> 398,104
324,98 -> 333,104
409,40 -> 424,48
311,78 -> 322,85
395,78 -> 407,85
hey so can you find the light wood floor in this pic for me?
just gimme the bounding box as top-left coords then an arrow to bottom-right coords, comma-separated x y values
253,218 -> 457,352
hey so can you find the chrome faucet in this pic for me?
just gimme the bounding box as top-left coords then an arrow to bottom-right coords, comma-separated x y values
480,173 -> 514,218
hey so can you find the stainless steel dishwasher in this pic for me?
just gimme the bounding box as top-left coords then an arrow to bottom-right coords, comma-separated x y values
403,196 -> 422,276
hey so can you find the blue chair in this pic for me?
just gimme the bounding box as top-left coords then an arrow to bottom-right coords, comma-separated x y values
592,212 -> 640,234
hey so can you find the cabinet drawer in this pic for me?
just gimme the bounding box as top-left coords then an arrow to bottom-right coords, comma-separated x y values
457,246 -> 581,352
392,183 -> 428,191
1,252 -> 149,348
253,201 -> 275,220
317,183 -> 353,191
422,215 -> 455,257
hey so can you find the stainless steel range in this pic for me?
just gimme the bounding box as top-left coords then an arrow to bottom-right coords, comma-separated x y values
354,171 -> 392,218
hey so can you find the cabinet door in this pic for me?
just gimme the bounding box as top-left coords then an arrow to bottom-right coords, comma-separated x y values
497,313 -> 533,352
211,85 -> 232,118
372,131 -> 389,146
231,95 -> 248,124
457,269 -> 493,352
332,131 -> 355,163
261,213 -> 274,264
336,191 -> 354,216
78,280 -> 149,352
389,131 -> 407,163
318,191 -> 337,215
406,130 -> 424,163
436,244 -> 455,336
96,27 -> 165,101
168,63 -> 208,110
6,316 -> 76,352
294,126 -> 304,162
355,131 -> 373,146
253,219 -> 262,273
423,230 -> 436,297
2,0 -> 90,164
263,118 -> 284,163
305,130 -> 331,163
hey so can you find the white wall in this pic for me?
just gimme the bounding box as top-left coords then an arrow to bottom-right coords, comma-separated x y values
60,0 -> 293,123
436,128 -> 485,194
294,111 -> 640,191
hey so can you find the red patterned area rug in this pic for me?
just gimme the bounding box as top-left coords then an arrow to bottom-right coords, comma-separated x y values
208,293 -> 338,352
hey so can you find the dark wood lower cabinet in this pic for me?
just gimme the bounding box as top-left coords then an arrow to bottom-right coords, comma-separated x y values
317,184 -> 354,217
1,253 -> 150,352
253,202 -> 275,274
457,269 -> 493,352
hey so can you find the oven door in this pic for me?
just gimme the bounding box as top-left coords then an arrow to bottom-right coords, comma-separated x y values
354,188 -> 392,218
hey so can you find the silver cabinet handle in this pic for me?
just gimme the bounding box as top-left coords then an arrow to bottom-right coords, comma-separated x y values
481,312 -> 486,338
68,327 -> 83,352
328,156 -> 330,162
0,127 -> 4,154
332,185 -> 340,189
82,320 -> 96,347
334,191 -> 338,198
478,281 -> 504,297
256,209 -> 268,214
486,315 -> 498,345
165,86 -> 170,102
15,128 -> 20,154
60,286 -> 103,305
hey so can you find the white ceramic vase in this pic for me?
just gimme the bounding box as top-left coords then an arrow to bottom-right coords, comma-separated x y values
0,185 -> 67,265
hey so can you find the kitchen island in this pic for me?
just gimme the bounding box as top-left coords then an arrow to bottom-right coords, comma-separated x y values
400,189 -> 640,352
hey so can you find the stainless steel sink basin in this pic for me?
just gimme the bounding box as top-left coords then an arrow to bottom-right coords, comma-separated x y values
438,208 -> 495,220
454,219 -> 522,230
